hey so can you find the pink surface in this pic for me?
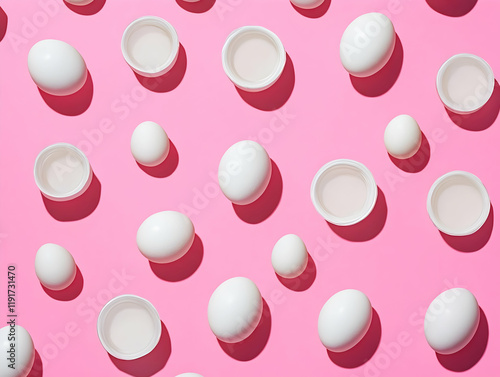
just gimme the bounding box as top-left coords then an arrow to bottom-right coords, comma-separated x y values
1,0 -> 499,376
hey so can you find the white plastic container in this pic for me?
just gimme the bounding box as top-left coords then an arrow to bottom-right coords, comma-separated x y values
121,16 -> 179,77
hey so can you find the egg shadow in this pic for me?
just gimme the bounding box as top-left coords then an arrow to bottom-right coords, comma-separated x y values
137,141 -> 179,178
134,44 -> 187,93
328,308 -> 381,368
0,7 -> 8,42
109,321 -> 171,377
26,350 -> 43,377
175,0 -> 215,13
426,0 -> 477,17
445,80 -> 500,131
63,0 -> 106,15
42,173 -> 101,222
149,234 -> 203,282
350,34 -> 403,97
327,187 -> 387,242
41,265 -> 84,301
276,253 -> 316,291
232,160 -> 283,224
39,70 -> 93,116
291,0 -> 331,18
218,299 -> 271,361
236,53 -> 295,111
389,132 -> 430,173
436,307 -> 488,371
440,204 -> 494,252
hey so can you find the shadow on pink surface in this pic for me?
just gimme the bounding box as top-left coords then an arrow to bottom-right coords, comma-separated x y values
350,34 -> 403,97
38,70 -> 93,116
327,187 -> 387,242
291,0 -> 331,19
445,80 -> 500,132
137,141 -> 179,178
26,350 -> 43,377
218,299 -> 271,361
134,44 -> 187,93
63,0 -> 106,15
42,173 -> 101,221
0,7 -> 7,42
109,321 -> 171,377
327,308 -> 382,368
426,0 -> 477,17
176,0 -> 215,13
42,265 -> 84,301
436,307 -> 488,371
149,234 -> 203,282
440,204 -> 494,252
233,160 -> 283,224
236,53 -> 295,111
389,132 -> 430,173
276,253 -> 316,291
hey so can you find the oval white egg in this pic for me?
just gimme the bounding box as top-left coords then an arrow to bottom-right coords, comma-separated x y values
424,288 -> 479,355
218,140 -> 271,205
384,115 -> 422,159
272,234 -> 308,279
318,289 -> 373,352
65,0 -> 95,5
290,0 -> 325,9
28,39 -> 87,96
131,121 -> 170,167
175,374 -> 203,377
35,243 -> 77,291
208,277 -> 263,343
340,13 -> 396,77
0,325 -> 35,377
136,211 -> 195,264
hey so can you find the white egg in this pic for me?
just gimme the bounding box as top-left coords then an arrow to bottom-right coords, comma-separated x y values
384,115 -> 422,159
65,0 -> 95,5
136,211 -> 195,263
208,277 -> 263,343
0,325 -> 35,377
218,140 -> 271,205
318,289 -> 373,352
175,374 -> 203,377
35,243 -> 76,291
271,234 -> 308,279
290,0 -> 325,9
131,121 -> 170,167
28,39 -> 87,96
424,288 -> 479,355
340,13 -> 396,77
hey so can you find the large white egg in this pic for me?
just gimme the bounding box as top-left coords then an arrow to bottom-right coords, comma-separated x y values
0,325 -> 35,377
28,39 -> 87,96
208,277 -> 263,343
424,288 -> 479,355
218,140 -> 271,205
290,0 -> 325,9
131,121 -> 170,167
271,234 -> 308,279
384,115 -> 422,159
136,211 -> 195,264
318,289 -> 373,352
340,13 -> 396,77
35,243 -> 77,291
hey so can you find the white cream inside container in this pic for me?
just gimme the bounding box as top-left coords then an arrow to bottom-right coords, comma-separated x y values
97,295 -> 161,360
437,54 -> 494,114
311,160 -> 378,226
427,171 -> 490,236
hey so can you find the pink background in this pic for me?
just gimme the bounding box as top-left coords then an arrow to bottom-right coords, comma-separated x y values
1,0 -> 499,376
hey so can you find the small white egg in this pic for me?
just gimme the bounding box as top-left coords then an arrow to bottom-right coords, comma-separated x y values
175,374 -> 203,377
271,234 -> 308,279
65,0 -> 95,5
318,289 -> 373,352
0,325 -> 35,377
35,243 -> 77,291
218,140 -> 271,205
290,0 -> 325,9
424,288 -> 479,354
384,115 -> 422,159
340,13 -> 396,77
208,277 -> 263,343
136,211 -> 195,263
28,39 -> 87,96
131,121 -> 170,167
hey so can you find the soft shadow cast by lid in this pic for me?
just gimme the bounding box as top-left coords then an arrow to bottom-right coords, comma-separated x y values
291,0 -> 331,18
276,253 -> 316,291
137,141 -> 179,178
389,132 -> 430,173
63,0 -> 106,15
0,7 -> 7,42
175,0 -> 215,13
26,350 -> 43,377
42,265 -> 84,301
426,0 -> 477,17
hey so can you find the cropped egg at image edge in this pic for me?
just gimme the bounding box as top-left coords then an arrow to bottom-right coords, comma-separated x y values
1,0 -> 500,376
